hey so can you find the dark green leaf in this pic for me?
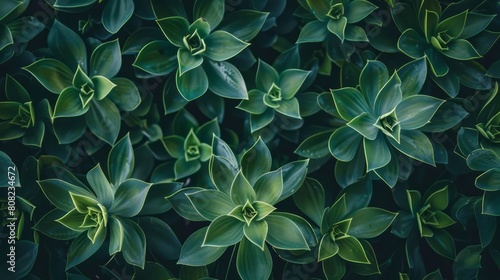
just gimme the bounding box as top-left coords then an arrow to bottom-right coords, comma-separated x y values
108,133 -> 134,188
266,213 -> 309,250
236,237 -> 272,280
219,10 -> 268,41
66,231 -> 106,269
241,137 -> 272,185
425,228 -> 456,259
348,207 -> 397,238
48,20 -> 87,72
89,39 -> 121,78
23,58 -> 73,94
187,189 -> 236,220
296,130 -> 333,158
204,60 -> 248,99
133,40 -> 178,76
193,0 -> 224,30
205,31 -> 249,61
204,215 -> 244,247
178,227 -> 227,266
176,66 -> 208,101
85,98 -> 120,145
109,179 -> 152,217
296,20 -> 328,43
102,0 -> 134,34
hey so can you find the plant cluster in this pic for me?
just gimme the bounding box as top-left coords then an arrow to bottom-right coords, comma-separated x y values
1,0 -> 500,279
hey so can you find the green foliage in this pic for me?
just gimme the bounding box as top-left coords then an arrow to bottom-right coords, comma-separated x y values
1,0 -> 500,279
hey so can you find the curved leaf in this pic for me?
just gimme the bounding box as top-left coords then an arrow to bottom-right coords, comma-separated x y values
102,0 -> 134,34
204,30 -> 249,61
236,237 -> 272,280
204,60 -> 248,99
204,215 -> 244,247
85,98 -> 120,145
241,137 -> 272,185
89,39 -> 122,78
178,227 -> 227,266
347,207 -> 398,238
23,58 -> 73,94
48,20 -> 87,72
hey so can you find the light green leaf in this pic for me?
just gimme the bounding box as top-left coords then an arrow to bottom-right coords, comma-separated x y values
237,89 -> 267,114
279,69 -> 310,99
102,0 -> 134,34
211,134 -> 238,166
241,137 -> 271,185
66,231 -> 106,269
204,215 -> 244,247
109,179 -> 152,217
332,87 -> 371,121
176,66 -> 208,101
389,130 -> 435,166
186,189 -> 236,220
38,179 -> 94,212
374,71 -> 402,116
345,0 -> 378,23
108,133 -> 135,188
156,16 -> 189,47
193,0 -> 224,30
424,185 -> 449,211
295,130 -> 333,159
275,98 -> 301,119
243,219 -> 268,250
177,48 -> 203,75
347,112 -> 379,140
397,95 -> 444,129
23,58 -> 73,94
92,76 -> 116,100
253,201 -> 276,221
204,60 -> 248,99
347,207 -> 398,238
436,10 -> 468,39
318,234 -> 339,261
178,227 -> 227,266
204,31 -> 249,61
90,39 -> 121,78
254,169 -> 283,205
337,236 -> 370,264
277,159 -> 309,202
265,213 -> 309,250
363,134 -> 390,172
306,0 -> 329,20
86,164 -> 114,208
236,237 -> 272,280
85,98 -> 120,145
293,178 -> 325,226
230,171 -> 257,205
329,127 -> 363,162
327,17 -> 347,42
296,20 -> 328,43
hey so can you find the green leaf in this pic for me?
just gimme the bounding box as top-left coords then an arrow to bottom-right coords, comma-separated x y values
424,10 -> 439,42
266,213 -> 309,250
436,10 -> 468,39
397,95 -> 444,129
363,134 -> 391,172
329,127 -> 362,162
425,48 -> 449,77
85,98 -> 120,145
138,217 -> 181,260
219,10 -> 268,41
250,109 -> 274,132
442,39 -> 481,60
116,217 -> 146,268
5,74 -> 30,102
461,13 -> 496,39
102,0 -> 134,34
176,66 -> 208,101
318,234 -> 339,261
347,207 -> 397,238
23,58 -> 73,94
108,133 -> 135,188
86,164 -> 114,208
193,0 -> 224,30
254,169 -> 283,205
345,25 -> 369,42
186,189 -> 236,220
48,20 -> 87,72
389,130 -> 435,166
374,71 -> 402,116
66,230 -> 106,269
204,60 -> 248,99
322,255 -> 346,280
204,31 -> 249,61
296,130 -> 333,158
237,89 -> 267,115
166,188 -> 209,221
33,209 -> 83,240
467,150 -> 500,171
38,179 -> 94,212
253,201 -> 276,221
178,227 -> 227,266
177,48 -> 203,75
52,115 -> 87,144
240,138 -> 272,185
483,190 -> 500,216
109,217 -> 124,255
230,171 -> 257,205
420,101 -> 468,132
89,39 -> 121,78
293,178 -> 325,226
133,40 -> 178,76
92,76 -> 116,100
277,159 -> 309,202
243,219 -> 268,250
347,112 -> 379,140
172,108 -> 199,136
397,29 -> 427,59
345,0 -> 378,23
306,0 -> 329,20
162,135 -> 185,159
210,155 -> 238,195
275,98 -> 301,119
453,245 -> 482,280
109,179 -> 152,217
296,20 -> 328,43
156,16 -> 189,47
373,148 -> 399,187
236,237 -> 272,280
327,17 -> 347,42
336,236 -> 370,264
398,57 -> 427,97
332,87 -> 371,121
476,169 -> 500,191
279,69 -> 310,99
425,228 -> 456,259
424,185 -> 449,211
211,135 -> 238,166
349,240 -> 381,276
204,215 -> 244,247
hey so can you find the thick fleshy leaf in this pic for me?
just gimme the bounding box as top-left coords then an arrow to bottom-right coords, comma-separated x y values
436,10 -> 468,38
48,20 -> 87,72
359,60 -> 389,107
162,135 -> 185,159
424,185 -> 449,211
374,71 -> 402,116
425,228 -> 456,259
193,0 -> 224,30
138,217 -> 181,261
483,190 -> 500,215
397,95 -> 444,129
108,133 -> 134,188
476,169 -> 500,191
66,230 -> 106,269
254,169 -> 283,205
102,0 -> 134,34
329,127 -> 363,162
295,130 -> 332,159
237,89 -> 267,114
323,255 -> 346,280
204,60 -> 248,99
347,112 -> 379,141
38,179 -> 94,212
332,87 -> 371,121
453,245 -> 482,280
85,98 -> 120,145
318,234 -> 339,261
177,48 -> 203,75
156,16 -> 189,47
186,189 -> 236,220
243,219 -> 268,250
275,98 -> 301,119
398,29 -> 427,59
424,10 -> 439,42
178,227 -> 227,266
211,135 -> 238,166
86,164 -> 113,208
349,240 -> 381,276
363,134 -> 391,172
176,66 -> 208,101
250,108 -> 274,132
389,130 -> 435,166
116,217 -> 146,268
5,74 -> 30,102
109,217 -> 124,255
92,76 -> 116,100
277,159 -> 309,202
296,20 -> 328,43
442,39 -> 481,60
33,209 -> 82,240
133,40 -> 178,76
236,237 -> 272,280
166,188 -> 209,221
23,58 -> 73,94
210,155 -> 238,195
345,25 -> 369,42
89,39 -> 121,78
373,148 -> 399,187
467,149 -> 500,171
109,179 -> 152,217
420,101 -> 468,132
425,48 -> 449,77
293,178 -> 325,226
279,69 -> 310,100
266,213 -> 309,250
219,10 -> 268,41
345,0 -> 378,23
398,57 -> 427,97
347,208 -> 397,238
336,236 -> 370,264
204,31 -> 249,61
230,171 -> 257,205
241,138 -> 271,185
327,17 -> 347,42
204,215 -> 244,247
